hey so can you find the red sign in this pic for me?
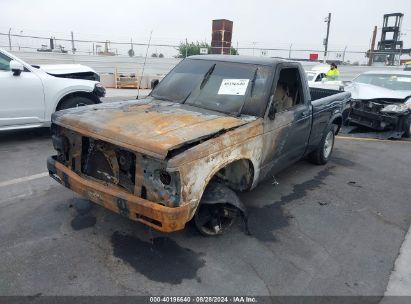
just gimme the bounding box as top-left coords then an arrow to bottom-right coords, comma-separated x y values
309,53 -> 319,61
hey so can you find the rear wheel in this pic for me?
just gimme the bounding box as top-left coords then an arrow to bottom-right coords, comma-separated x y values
309,125 -> 335,165
57,96 -> 95,111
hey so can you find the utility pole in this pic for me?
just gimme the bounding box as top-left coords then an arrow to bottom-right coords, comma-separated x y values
323,13 -> 331,63
288,43 -> 292,59
221,29 -> 225,55
8,28 -> 12,51
137,30 -> 153,99
71,31 -> 76,54
342,46 -> 347,63
368,26 -> 377,66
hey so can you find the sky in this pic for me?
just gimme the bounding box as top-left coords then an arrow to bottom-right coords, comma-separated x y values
1,0 -> 410,62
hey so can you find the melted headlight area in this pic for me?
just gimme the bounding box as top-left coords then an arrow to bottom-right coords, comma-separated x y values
51,125 -> 181,207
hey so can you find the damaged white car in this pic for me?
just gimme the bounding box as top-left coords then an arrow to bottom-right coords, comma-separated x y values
32,63 -> 100,81
0,49 -> 105,131
345,71 -> 411,138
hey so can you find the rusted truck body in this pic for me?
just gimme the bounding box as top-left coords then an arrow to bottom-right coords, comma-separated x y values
48,55 -> 351,235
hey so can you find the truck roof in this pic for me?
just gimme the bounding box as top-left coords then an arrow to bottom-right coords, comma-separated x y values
188,55 -> 286,66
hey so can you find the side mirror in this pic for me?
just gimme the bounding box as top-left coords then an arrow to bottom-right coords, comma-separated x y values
268,97 -> 277,120
151,79 -> 159,90
10,60 -> 24,76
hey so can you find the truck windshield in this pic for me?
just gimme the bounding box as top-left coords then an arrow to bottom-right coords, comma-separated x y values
354,74 -> 411,91
151,59 -> 272,116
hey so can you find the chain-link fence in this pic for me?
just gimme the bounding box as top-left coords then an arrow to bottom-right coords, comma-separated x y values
1,30 -> 408,88
0,30 -> 390,65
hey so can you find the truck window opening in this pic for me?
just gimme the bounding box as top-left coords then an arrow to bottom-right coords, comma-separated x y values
273,68 -> 303,112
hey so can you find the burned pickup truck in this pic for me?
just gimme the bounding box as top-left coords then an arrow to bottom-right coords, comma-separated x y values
346,71 -> 411,138
48,55 -> 350,235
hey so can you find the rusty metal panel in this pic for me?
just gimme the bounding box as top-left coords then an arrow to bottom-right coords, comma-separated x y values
52,160 -> 191,232
53,100 -> 247,159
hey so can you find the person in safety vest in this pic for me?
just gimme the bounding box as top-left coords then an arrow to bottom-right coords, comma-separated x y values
326,63 -> 340,80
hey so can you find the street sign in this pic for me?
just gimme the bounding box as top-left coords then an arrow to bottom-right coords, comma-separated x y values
200,48 -> 208,55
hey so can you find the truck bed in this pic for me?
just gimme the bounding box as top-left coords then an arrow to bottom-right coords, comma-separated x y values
310,87 -> 351,112
307,87 -> 351,150
310,87 -> 345,101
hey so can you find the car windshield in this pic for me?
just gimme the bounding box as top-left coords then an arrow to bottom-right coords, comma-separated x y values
354,74 -> 411,91
150,59 -> 272,116
305,72 -> 316,81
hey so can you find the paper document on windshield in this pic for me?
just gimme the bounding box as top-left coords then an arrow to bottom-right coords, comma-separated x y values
218,79 -> 250,96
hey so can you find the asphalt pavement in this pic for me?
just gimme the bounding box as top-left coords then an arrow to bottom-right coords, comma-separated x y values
0,127 -> 410,297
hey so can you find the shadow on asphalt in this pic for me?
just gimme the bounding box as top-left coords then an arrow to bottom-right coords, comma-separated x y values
340,125 -> 411,141
0,127 -> 51,143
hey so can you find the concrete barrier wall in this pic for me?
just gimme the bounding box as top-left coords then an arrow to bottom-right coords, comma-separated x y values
10,50 -> 181,88
10,50 -> 406,86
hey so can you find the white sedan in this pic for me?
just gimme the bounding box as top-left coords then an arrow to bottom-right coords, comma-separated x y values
0,49 -> 105,131
306,65 -> 344,91
345,71 -> 411,137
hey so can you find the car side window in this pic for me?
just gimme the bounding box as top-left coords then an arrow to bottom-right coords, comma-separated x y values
272,68 -> 303,112
0,53 -> 11,71
315,73 -> 324,82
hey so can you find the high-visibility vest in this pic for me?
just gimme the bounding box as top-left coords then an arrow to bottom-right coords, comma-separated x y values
326,68 -> 340,80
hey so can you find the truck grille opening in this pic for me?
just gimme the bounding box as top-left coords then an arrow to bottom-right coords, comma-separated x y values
81,137 -> 136,193
136,214 -> 162,227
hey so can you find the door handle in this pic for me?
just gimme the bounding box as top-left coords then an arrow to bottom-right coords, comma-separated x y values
300,110 -> 310,118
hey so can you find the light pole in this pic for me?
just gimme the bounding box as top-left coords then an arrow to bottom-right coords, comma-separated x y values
8,28 -> 12,51
17,30 -> 23,51
342,45 -> 347,63
323,13 -> 331,63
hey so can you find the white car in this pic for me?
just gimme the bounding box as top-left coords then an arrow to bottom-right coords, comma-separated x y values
306,65 -> 344,91
345,70 -> 411,137
306,70 -> 327,85
0,49 -> 105,131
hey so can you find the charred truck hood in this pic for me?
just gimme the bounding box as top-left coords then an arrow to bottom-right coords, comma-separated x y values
52,99 -> 255,160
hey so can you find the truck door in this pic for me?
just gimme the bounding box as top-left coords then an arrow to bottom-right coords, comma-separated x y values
281,65 -> 312,162
0,52 -> 45,128
260,64 -> 311,177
